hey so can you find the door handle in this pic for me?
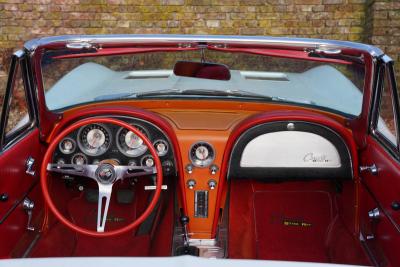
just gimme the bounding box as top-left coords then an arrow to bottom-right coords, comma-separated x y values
25,156 -> 35,176
360,164 -> 378,175
368,207 -> 381,219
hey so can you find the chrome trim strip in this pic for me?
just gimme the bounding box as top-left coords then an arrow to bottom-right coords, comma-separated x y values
24,34 -> 384,57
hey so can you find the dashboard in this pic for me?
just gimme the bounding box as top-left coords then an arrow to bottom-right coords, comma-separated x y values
52,116 -> 176,177
53,101 -> 353,240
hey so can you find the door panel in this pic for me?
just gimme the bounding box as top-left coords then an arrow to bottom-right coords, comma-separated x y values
361,137 -> 400,229
0,176 -> 43,258
360,174 -> 400,267
0,129 -> 43,219
0,127 -> 45,259
0,51 -> 45,258
359,58 -> 400,266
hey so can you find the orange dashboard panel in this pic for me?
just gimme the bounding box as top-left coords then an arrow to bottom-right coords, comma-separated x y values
60,100 -> 348,239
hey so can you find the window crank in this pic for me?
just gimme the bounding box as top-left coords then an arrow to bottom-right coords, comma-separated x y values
22,197 -> 35,231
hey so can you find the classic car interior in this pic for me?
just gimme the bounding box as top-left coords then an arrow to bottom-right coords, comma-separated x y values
0,35 -> 399,267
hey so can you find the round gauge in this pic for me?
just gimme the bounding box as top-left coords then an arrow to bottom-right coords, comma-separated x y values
116,125 -> 149,157
153,139 -> 168,157
189,142 -> 215,167
77,124 -> 111,156
59,138 -> 76,154
71,153 -> 88,165
141,155 -> 155,167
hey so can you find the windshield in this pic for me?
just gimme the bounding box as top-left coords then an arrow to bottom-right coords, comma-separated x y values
41,50 -> 365,116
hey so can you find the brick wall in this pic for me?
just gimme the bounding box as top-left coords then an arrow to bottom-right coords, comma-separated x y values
0,0 -> 399,89
367,0 -> 400,67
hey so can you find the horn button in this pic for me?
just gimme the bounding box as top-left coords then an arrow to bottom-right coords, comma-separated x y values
96,163 -> 116,184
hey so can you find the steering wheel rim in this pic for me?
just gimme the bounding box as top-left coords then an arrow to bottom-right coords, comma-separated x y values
40,117 -> 163,237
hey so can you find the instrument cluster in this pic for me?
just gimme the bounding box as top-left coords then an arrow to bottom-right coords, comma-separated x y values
53,117 -> 175,176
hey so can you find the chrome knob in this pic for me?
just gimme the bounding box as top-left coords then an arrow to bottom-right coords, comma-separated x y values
22,198 -> 35,231
25,156 -> 35,176
187,179 -> 196,190
210,164 -> 219,175
208,179 -> 217,190
186,164 -> 194,174
368,207 -> 380,219
360,164 -> 378,176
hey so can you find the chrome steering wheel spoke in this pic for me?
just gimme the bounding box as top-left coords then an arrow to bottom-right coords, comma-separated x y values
47,163 -> 156,233
96,182 -> 113,232
47,163 -> 98,180
114,165 -> 157,180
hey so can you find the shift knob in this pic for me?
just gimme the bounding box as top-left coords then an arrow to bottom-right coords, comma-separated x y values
180,215 -> 189,226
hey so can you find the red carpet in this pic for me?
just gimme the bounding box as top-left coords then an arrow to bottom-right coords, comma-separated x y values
254,190 -> 333,262
32,185 -> 152,257
68,193 -> 150,257
229,180 -> 371,265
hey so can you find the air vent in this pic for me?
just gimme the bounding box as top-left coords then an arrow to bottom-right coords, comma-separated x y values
125,70 -> 172,79
241,71 -> 289,81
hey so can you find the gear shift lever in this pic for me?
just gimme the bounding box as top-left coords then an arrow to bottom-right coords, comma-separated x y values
176,215 -> 199,256
181,215 -> 190,247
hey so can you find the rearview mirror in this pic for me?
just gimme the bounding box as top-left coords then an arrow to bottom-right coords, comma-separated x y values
173,61 -> 231,81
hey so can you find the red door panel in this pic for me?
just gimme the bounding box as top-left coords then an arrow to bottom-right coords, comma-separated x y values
359,136 -> 400,266
0,128 -> 45,258
361,136 -> 400,228
360,185 -> 400,267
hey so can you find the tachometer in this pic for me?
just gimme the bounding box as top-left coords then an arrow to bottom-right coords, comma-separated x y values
116,125 -> 149,157
189,141 -> 215,167
77,124 -> 111,156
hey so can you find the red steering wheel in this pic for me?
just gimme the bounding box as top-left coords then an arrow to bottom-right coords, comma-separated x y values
40,117 -> 163,237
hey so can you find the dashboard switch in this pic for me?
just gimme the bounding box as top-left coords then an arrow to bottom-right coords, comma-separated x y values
187,179 -> 196,190
210,164 -> 219,175
208,179 -> 217,190
186,164 -> 194,174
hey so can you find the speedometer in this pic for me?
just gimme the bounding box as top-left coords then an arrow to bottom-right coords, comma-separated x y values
116,125 -> 149,157
77,124 -> 111,156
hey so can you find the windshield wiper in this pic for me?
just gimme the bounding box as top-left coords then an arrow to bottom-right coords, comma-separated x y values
94,92 -> 134,101
271,96 -> 316,105
135,88 -> 272,100
95,89 -> 276,101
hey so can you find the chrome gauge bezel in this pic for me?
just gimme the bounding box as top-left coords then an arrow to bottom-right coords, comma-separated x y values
59,137 -> 76,154
116,124 -> 149,158
141,155 -> 155,167
77,123 -> 111,156
71,153 -> 88,165
189,141 -> 215,168
153,139 -> 169,157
